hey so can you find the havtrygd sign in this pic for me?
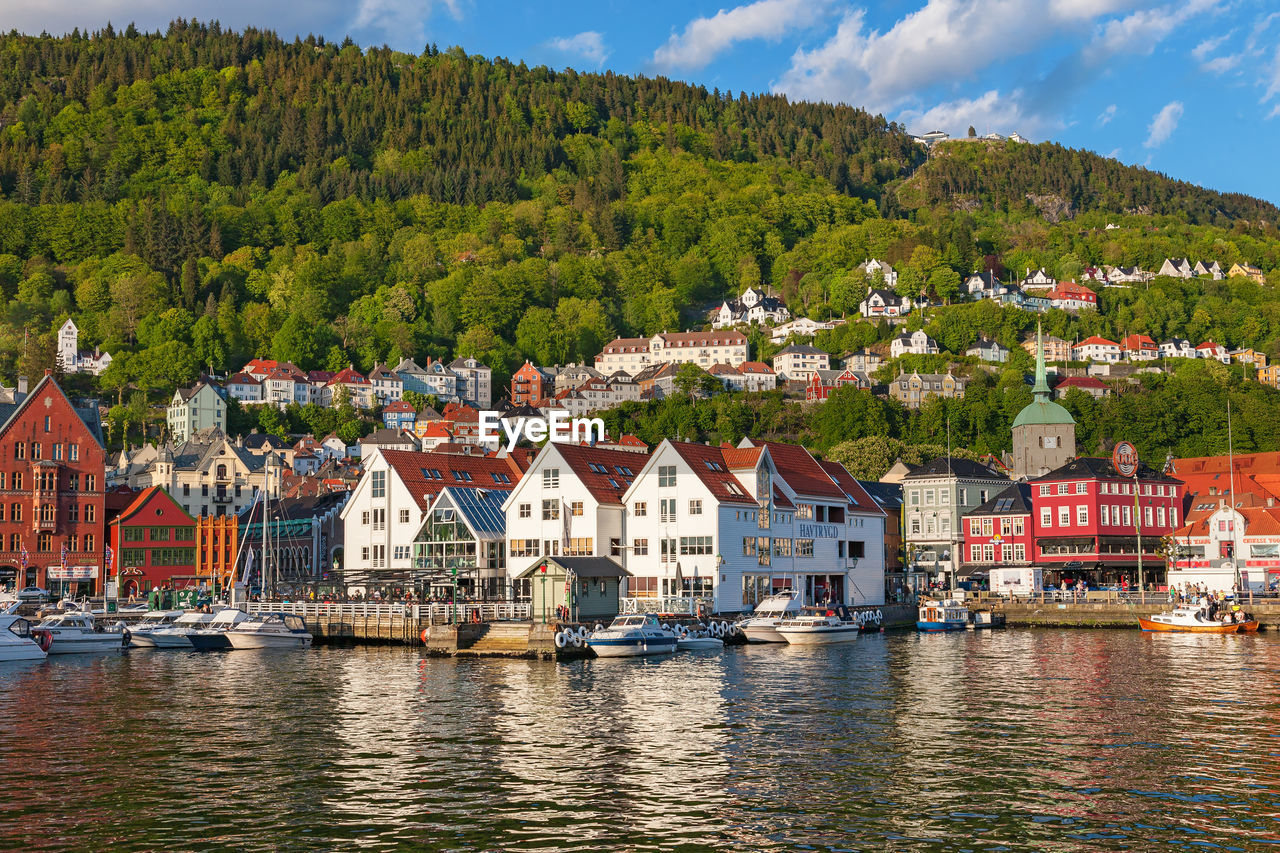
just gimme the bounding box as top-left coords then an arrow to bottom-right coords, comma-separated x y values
797,522 -> 840,539
478,411 -> 606,452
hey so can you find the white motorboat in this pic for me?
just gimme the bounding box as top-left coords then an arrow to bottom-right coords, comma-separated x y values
0,610 -> 50,662
123,610 -> 187,648
586,614 -> 678,658
737,589 -> 803,643
777,607 -> 861,645
146,612 -> 219,649
676,635 -> 724,652
225,612 -> 312,650
35,612 -> 128,654
188,609 -> 252,651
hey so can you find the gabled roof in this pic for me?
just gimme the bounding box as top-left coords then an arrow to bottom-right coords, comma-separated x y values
903,457 -> 1008,481
739,361 -> 774,374
666,441 -> 757,505
0,372 -> 105,448
383,400 -> 417,413
380,449 -> 527,511
328,366 -> 369,386
1055,375 -> 1108,389
112,485 -> 195,526
1030,456 -> 1181,484
430,486 -> 509,539
775,344 -> 826,356
739,438 -> 846,500
968,483 -> 1033,516
551,443 -> 649,506
1075,335 -> 1119,347
227,372 -> 260,386
817,460 -> 884,514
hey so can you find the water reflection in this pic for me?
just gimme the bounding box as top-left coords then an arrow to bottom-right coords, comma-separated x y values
1,631 -> 1278,851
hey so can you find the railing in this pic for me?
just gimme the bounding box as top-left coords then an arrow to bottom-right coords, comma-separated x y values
960,590 -> 1280,606
246,600 -> 531,623
620,595 -> 714,615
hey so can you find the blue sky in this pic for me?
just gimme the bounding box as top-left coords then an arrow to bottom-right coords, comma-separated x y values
15,0 -> 1280,203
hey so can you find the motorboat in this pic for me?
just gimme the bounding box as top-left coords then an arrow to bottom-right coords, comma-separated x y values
187,609 -> 252,651
777,607 -> 861,645
970,609 -> 1006,629
1139,606 -> 1259,634
586,614 -> 678,658
674,624 -> 724,652
917,600 -> 970,632
35,612 -> 129,654
123,610 -> 187,648
737,589 -> 803,644
0,610 -> 50,662
225,612 -> 313,650
146,612 -> 219,649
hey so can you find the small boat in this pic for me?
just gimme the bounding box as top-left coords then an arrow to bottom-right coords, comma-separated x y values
123,610 -> 187,648
0,610 -> 50,662
675,625 -> 725,652
188,609 -> 252,651
737,589 -> 803,644
225,612 -> 312,650
35,612 -> 129,654
1139,607 -> 1259,634
147,612 -> 219,649
917,600 -> 969,632
970,610 -> 1006,629
586,614 -> 678,658
777,607 -> 861,645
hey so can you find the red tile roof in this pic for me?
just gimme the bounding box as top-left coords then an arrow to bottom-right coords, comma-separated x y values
328,366 -> 369,386
1075,335 -> 1119,347
383,400 -> 417,413
553,443 -> 651,506
380,449 -> 528,510
1055,376 -> 1108,389
668,441 -> 756,504
228,372 -> 259,385
817,459 -> 885,514
741,439 -> 846,500
739,361 -> 775,374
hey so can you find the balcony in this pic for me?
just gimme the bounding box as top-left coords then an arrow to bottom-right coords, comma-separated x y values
212,493 -> 232,503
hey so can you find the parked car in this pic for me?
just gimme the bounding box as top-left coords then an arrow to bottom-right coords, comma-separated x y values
16,586 -> 49,601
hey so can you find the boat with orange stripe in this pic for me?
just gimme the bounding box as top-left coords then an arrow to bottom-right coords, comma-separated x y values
1138,606 -> 1259,634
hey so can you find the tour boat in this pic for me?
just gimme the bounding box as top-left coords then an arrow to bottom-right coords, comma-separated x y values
0,612 -> 50,662
586,614 -> 678,658
123,610 -> 187,648
187,609 -> 252,651
35,612 -> 129,654
737,589 -> 803,643
1138,607 -> 1260,634
776,608 -> 861,645
225,612 -> 313,650
146,612 -> 219,649
917,600 -> 970,632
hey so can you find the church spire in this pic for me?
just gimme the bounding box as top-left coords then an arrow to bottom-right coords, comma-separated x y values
1032,320 -> 1050,399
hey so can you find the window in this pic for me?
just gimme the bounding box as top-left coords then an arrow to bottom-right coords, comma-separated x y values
393,545 -> 410,561
971,544 -> 981,561
910,518 -> 921,535
1077,505 -> 1088,526
1002,544 -> 1013,562
371,508 -> 384,530
52,444 -> 62,461
1058,507 -> 1070,526
796,539 -> 815,557
11,472 -> 21,490
661,538 -> 678,563
633,501 -> 647,517
982,544 -> 994,562
1076,482 -> 1087,494
570,501 -> 583,517
85,475 -> 95,492
660,498 -> 676,522
43,415 -> 50,433
7,534 -> 17,551
1123,505 -> 1132,526
1039,485 -> 1050,496
1001,518 -> 1012,536
84,534 -> 93,553
742,537 -> 757,556
633,539 -> 648,556
361,547 -> 370,562
519,503 -> 531,519
774,538 -> 792,557
689,500 -> 702,515
509,540 -> 541,558
1057,483 -> 1068,495
1144,506 -> 1153,527
542,499 -> 560,521
399,509 -> 410,524
981,518 -> 993,537
37,532 -> 51,553
149,527 -> 170,542
69,444 -> 79,462
1040,507 -> 1052,527
909,489 -> 919,506
1158,506 -> 1166,527
361,511 -> 370,525
658,465 -> 677,488
1100,505 -> 1109,525
679,536 -> 714,555
369,470 -> 386,498
925,490 -> 935,506
797,503 -> 814,520
969,518 -> 981,536
14,442 -> 23,460
958,489 -> 967,505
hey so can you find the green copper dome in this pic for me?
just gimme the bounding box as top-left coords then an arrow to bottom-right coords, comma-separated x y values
1013,321 -> 1077,428
1013,398 -> 1076,427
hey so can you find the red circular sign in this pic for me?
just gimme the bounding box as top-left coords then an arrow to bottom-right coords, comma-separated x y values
1112,441 -> 1139,477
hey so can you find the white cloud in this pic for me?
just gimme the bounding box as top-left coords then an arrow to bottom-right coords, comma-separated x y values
352,0 -> 461,47
1201,54 -> 1241,74
1191,32 -> 1230,60
1144,100 -> 1183,147
897,89 -> 1057,139
652,0 -> 829,72
1097,104 -> 1117,125
546,31 -> 610,67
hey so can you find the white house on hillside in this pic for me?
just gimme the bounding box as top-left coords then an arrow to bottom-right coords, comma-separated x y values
890,329 -> 939,358
57,319 -> 112,375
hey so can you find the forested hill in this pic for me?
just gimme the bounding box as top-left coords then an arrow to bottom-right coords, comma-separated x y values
0,20 -> 917,206
0,20 -> 1275,224
895,140 -> 1280,226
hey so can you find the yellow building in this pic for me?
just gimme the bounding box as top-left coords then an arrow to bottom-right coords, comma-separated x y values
1228,263 -> 1266,284
1258,365 -> 1280,389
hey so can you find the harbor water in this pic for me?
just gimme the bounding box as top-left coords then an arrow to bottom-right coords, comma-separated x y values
2,629 -> 1278,851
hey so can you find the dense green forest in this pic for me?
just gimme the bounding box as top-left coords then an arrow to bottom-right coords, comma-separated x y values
2,21 -> 1280,461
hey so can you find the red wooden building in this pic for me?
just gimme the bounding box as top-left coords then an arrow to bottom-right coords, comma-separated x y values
1028,457 -> 1183,583
510,362 -> 551,407
0,372 -> 107,593
962,483 -> 1035,569
109,486 -> 199,596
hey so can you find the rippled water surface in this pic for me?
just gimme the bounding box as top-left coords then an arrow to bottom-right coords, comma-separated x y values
3,630 -> 1279,851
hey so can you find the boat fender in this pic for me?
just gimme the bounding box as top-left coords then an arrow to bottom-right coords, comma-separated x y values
661,622 -> 671,631
705,622 -> 715,637
571,632 -> 583,648
33,629 -> 52,652
554,631 -> 568,649
875,610 -> 883,623
577,626 -> 589,640
420,628 -> 430,645
712,621 -> 723,637
594,623 -> 604,633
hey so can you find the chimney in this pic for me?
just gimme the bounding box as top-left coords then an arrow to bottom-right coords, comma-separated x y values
17,376 -> 27,395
